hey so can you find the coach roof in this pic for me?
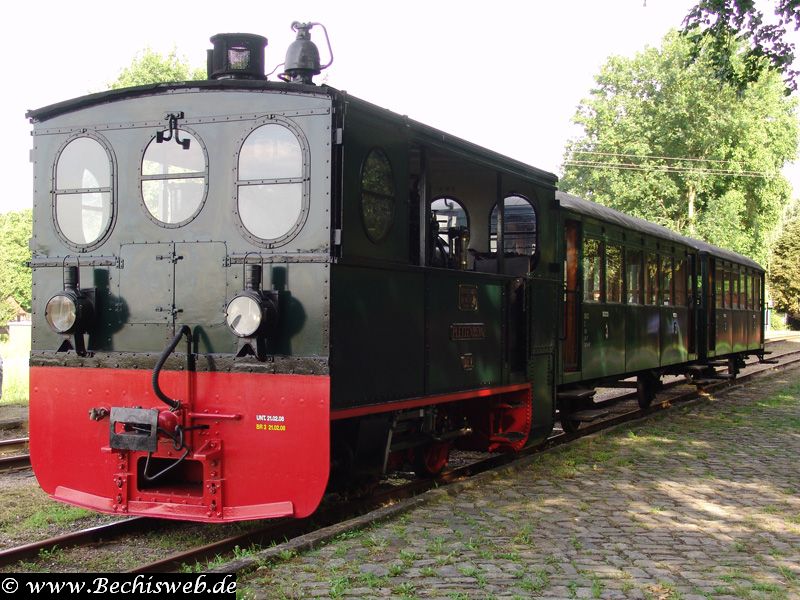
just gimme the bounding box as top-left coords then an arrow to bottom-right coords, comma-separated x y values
556,191 -> 762,271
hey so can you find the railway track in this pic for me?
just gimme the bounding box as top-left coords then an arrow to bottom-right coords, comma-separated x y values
0,437 -> 30,473
134,344 -> 800,573
2,338 -> 798,573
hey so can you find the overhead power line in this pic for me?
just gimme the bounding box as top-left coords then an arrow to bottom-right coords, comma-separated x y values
565,150 -> 777,178
569,149 -> 757,166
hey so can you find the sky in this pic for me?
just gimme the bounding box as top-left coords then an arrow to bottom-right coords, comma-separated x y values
2,0 -> 797,214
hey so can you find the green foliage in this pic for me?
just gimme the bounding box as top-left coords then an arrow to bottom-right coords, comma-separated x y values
561,31 -> 798,264
0,331 -> 31,405
683,0 -> 800,92
769,216 -> 800,315
109,48 -> 205,89
0,209 -> 32,325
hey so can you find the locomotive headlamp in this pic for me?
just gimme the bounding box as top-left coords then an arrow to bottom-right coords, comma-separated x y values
225,264 -> 278,340
45,293 -> 78,333
226,292 -> 265,337
45,266 -> 94,336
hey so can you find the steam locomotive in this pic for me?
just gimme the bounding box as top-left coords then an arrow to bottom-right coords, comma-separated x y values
26,24 -> 766,522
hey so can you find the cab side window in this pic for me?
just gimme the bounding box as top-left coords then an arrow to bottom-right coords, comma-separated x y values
429,197 -> 469,269
489,195 -> 537,275
490,196 -> 537,252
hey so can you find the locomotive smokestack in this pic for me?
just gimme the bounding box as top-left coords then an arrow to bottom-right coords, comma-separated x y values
207,33 -> 268,80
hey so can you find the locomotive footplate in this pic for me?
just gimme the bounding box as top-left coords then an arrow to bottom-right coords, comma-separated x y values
109,407 -> 159,452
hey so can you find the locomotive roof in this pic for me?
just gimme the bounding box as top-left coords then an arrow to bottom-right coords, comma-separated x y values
26,80 -> 558,189
25,79 -> 329,122
556,191 -> 763,271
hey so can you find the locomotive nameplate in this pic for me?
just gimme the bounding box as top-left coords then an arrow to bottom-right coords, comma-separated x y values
458,285 -> 479,311
450,323 -> 486,341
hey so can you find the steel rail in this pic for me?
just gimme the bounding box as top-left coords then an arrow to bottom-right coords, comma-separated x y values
0,437 -> 29,449
0,518 -> 159,568
0,454 -> 31,472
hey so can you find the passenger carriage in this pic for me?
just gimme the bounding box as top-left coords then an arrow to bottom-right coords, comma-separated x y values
556,191 -> 765,430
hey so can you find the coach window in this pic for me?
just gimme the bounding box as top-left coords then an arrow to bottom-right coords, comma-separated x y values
715,263 -> 724,308
746,271 -> 754,310
736,270 -> 743,309
625,249 -> 642,304
724,268 -> 733,309
142,129 -> 207,227
237,122 -> 308,245
674,255 -> 688,306
754,274 -> 762,309
606,244 -> 623,303
660,256 -> 673,305
361,148 -> 395,243
645,252 -> 659,305
583,238 -> 602,302
54,135 -> 113,250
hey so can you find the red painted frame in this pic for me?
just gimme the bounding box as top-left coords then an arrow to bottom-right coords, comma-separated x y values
30,366 -> 330,523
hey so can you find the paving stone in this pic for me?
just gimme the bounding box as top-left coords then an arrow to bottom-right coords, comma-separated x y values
240,367 -> 800,599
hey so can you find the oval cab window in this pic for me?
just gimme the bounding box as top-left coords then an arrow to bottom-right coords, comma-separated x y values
53,136 -> 114,249
141,130 -> 207,227
361,148 -> 395,243
236,123 -> 308,246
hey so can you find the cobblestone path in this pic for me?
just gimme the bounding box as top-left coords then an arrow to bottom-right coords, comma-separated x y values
240,369 -> 800,599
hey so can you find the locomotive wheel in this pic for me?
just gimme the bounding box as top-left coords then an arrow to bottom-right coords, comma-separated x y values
560,414 -> 579,434
636,372 -> 659,409
727,357 -> 739,380
413,441 -> 452,477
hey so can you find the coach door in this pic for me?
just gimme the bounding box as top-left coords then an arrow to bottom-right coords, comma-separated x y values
562,220 -> 580,371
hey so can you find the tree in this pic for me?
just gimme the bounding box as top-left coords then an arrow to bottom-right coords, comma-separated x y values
560,31 -> 798,264
683,0 -> 800,92
0,210 -> 32,325
109,48 -> 205,89
769,215 -> 800,314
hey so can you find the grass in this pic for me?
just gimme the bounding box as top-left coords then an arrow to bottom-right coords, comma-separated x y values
0,326 -> 30,405
22,504 -> 94,530
0,484 -> 96,539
